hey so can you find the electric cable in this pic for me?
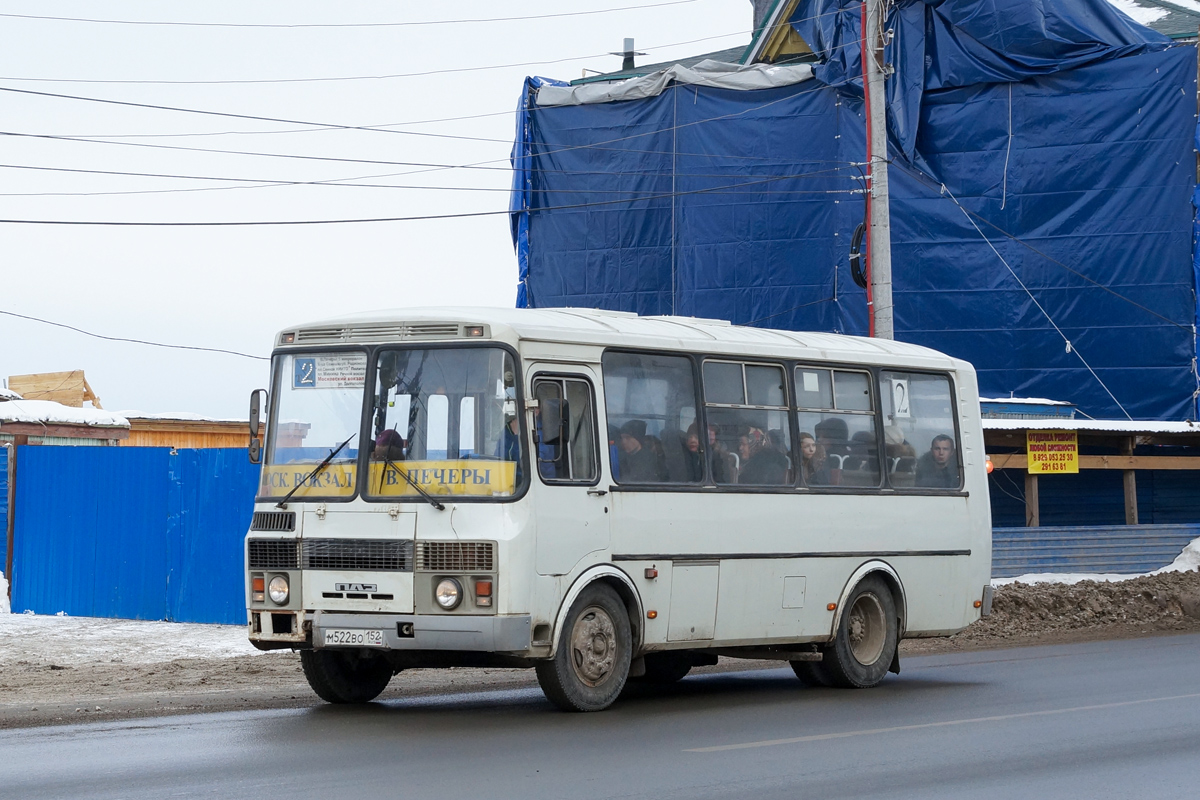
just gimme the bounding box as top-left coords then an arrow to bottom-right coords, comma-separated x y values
0,310 -> 268,360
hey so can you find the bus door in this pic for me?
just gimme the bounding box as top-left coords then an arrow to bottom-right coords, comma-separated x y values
529,367 -> 609,576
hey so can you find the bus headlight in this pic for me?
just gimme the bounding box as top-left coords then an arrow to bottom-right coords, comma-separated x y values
435,578 -> 462,610
268,575 -> 290,605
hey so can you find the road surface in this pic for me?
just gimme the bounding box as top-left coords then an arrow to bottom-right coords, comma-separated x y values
3,634 -> 1197,799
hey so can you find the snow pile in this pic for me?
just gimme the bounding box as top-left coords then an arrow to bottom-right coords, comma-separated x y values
0,399 -> 129,429
995,536 -> 1200,587
0,387 -> 21,401
0,614 -> 268,666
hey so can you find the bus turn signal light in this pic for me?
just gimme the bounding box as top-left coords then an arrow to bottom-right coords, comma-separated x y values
644,568 -> 658,579
252,576 -> 265,603
974,600 -> 983,608
827,603 -> 837,611
475,580 -> 493,607
646,610 -> 658,619
986,458 -> 994,474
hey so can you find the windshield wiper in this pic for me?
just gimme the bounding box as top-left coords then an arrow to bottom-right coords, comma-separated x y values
381,458 -> 446,511
275,433 -> 355,508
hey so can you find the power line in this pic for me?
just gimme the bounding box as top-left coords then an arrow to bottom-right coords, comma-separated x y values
0,1 -> 700,29
0,29 -> 752,87
0,169 -> 860,226
0,310 -> 268,360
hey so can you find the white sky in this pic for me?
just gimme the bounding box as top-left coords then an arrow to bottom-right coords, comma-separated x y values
0,0 -> 750,418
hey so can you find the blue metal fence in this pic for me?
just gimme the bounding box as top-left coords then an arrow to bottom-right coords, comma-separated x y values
1,446 -> 7,575
11,446 -> 258,623
992,523 -> 1200,578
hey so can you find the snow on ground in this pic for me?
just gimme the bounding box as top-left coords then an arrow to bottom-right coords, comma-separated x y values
0,613 -> 268,666
994,536 -> 1200,587
0,573 -> 8,614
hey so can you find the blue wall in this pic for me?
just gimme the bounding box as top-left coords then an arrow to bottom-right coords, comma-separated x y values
11,446 -> 258,624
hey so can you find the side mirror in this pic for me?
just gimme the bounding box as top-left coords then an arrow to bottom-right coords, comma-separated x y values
249,389 -> 267,465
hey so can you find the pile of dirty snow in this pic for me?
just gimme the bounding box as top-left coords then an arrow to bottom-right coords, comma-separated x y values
0,614 -> 267,666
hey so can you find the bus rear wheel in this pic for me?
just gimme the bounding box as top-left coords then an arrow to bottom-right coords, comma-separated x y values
536,583 -> 632,711
300,649 -> 395,704
821,575 -> 898,689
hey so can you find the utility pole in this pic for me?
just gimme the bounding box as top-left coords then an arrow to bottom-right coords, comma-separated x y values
863,0 -> 894,339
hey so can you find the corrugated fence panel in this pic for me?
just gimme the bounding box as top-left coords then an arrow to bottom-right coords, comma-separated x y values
12,446 -> 170,618
992,523 -> 1200,578
0,446 -> 8,567
167,450 -> 259,624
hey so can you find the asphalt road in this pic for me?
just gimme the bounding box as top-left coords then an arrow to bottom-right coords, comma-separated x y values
3,634 -> 1198,800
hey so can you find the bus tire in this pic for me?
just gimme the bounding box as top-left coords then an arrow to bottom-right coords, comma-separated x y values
634,652 -> 693,684
536,582 -> 632,711
789,658 -> 834,687
822,575 -> 898,689
300,649 -> 394,704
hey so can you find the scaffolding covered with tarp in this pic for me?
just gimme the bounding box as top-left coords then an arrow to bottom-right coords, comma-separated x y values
510,0 -> 1199,421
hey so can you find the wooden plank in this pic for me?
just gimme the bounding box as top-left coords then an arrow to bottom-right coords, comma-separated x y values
8,370 -> 87,407
991,453 -> 1200,470
1025,472 -> 1039,527
1122,437 -> 1138,526
0,422 -> 128,440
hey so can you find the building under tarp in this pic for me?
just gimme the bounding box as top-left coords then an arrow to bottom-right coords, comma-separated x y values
510,0 -> 1200,421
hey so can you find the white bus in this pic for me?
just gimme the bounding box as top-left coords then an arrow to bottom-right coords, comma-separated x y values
245,307 -> 992,711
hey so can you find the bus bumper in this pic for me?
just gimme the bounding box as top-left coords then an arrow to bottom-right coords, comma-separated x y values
312,611 -> 532,653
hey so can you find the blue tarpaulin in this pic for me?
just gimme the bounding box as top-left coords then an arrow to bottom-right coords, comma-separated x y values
511,0 -> 1198,420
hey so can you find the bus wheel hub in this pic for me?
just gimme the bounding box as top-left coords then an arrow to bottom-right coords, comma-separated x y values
570,606 -> 617,685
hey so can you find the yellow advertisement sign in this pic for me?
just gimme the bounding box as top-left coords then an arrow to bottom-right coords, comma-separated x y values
366,460 -> 516,497
259,463 -> 357,497
1026,430 -> 1078,474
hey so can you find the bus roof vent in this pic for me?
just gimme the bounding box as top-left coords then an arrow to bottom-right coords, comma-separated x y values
290,322 -> 471,344
294,326 -> 347,342
404,322 -> 462,339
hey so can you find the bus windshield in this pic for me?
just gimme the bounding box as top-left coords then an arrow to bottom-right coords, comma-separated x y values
366,347 -> 521,499
258,346 -> 523,501
260,351 -> 368,500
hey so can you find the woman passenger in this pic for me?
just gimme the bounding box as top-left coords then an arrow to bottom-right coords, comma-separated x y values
799,432 -> 830,485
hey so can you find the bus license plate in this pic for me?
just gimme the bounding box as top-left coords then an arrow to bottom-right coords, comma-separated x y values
323,629 -> 386,647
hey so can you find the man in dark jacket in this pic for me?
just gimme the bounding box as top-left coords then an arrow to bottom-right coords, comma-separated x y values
915,434 -> 959,488
617,420 -> 660,483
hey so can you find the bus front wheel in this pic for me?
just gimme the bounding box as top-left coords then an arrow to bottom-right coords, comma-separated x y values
536,583 -> 632,711
300,649 -> 395,704
822,575 -> 898,689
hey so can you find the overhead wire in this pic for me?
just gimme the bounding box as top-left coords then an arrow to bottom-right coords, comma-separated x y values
0,168 -> 862,225
0,309 -> 268,360
0,1 -> 702,29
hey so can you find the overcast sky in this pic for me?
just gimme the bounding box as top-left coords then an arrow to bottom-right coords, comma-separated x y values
0,0 -> 750,418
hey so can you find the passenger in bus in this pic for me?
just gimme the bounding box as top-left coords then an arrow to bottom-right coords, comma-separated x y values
814,417 -> 850,457
617,420 -> 660,483
737,426 -> 788,485
371,429 -> 406,462
915,434 -> 959,488
799,432 -> 831,485
683,423 -> 704,482
707,423 -> 733,483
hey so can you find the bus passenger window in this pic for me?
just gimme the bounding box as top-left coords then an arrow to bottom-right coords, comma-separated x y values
601,352 -> 701,485
795,368 -> 879,487
704,361 -> 792,487
880,371 -> 960,490
533,377 -> 598,484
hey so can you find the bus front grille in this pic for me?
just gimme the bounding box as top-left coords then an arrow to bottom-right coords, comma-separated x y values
416,541 -> 495,572
248,539 -> 300,569
250,511 -> 296,532
302,539 -> 414,572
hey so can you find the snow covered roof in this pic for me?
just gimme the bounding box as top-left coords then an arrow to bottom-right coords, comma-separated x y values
979,397 -> 1073,407
983,418 -> 1200,435
0,387 -> 21,401
0,400 -> 129,429
116,410 -> 247,424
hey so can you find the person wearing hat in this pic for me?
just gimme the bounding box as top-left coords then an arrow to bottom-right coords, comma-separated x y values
617,419 -> 659,483
371,428 -> 406,462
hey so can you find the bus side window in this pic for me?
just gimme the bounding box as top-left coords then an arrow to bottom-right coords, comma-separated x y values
601,352 -> 701,485
533,377 -> 598,484
795,367 -> 879,488
880,371 -> 960,490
